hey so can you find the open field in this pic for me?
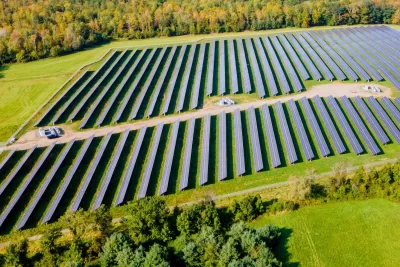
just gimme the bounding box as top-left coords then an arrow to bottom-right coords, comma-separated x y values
1,24 -> 400,142
250,199 -> 400,267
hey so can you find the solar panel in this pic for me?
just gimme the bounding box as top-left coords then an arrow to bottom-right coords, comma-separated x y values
261,104 -> 281,168
247,107 -> 264,171
0,145 -> 37,197
70,132 -> 113,211
300,97 -> 330,157
367,97 -> 400,144
327,29 -> 383,81
159,120 -> 180,195
176,45 -> 197,112
275,102 -> 297,164
300,32 -> 346,81
199,114 -> 211,185
228,39 -> 239,94
326,96 -> 364,155
396,97 -> 400,107
0,150 -> 15,173
308,31 -> 356,81
0,143 -> 55,228
313,96 -> 346,154
115,127 -> 147,206
277,34 -> 310,80
130,47 -> 168,119
35,70 -> 88,126
161,45 -> 188,115
191,43 -> 206,109
146,46 -> 178,117
206,41 -> 215,96
19,140 -> 75,228
138,123 -> 164,198
271,36 -> 303,92
340,96 -> 380,155
180,117 -> 195,190
285,34 -> 322,81
233,109 -> 246,176
262,36 -> 291,94
42,136 -> 94,223
218,112 -> 227,181
114,49 -> 157,121
292,33 -> 334,81
381,97 -> 400,124
253,37 -> 278,96
51,50 -> 118,124
92,129 -> 129,210
219,40 -> 226,95
318,31 -> 371,81
79,50 -> 135,128
287,100 -> 314,161
236,39 -> 252,93
95,50 -> 141,126
353,97 -> 390,145
69,50 -> 127,122
245,38 -> 266,98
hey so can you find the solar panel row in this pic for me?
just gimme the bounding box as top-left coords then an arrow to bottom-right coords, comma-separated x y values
253,37 -> 278,96
228,39 -> 239,94
263,37 -> 291,94
115,49 -> 157,121
287,99 -> 314,161
245,38 -> 266,98
20,139 -> 75,228
300,97 -> 330,157
199,114 -> 211,185
115,127 -> 147,206
219,41 -> 226,95
247,106 -> 264,171
180,117 -> 195,190
218,112 -> 227,180
236,39 -> 252,93
51,50 -> 118,124
313,96 -> 346,154
0,145 -> 37,197
206,41 -> 216,96
0,143 -> 56,228
79,50 -> 134,128
162,45 -> 188,114
381,97 -> 400,124
159,120 -> 180,195
71,132 -> 113,211
191,43 -> 207,109
69,50 -> 127,122
271,36 -> 303,92
340,96 -> 381,155
43,136 -> 94,223
92,129 -> 130,210
277,34 -> 310,80
233,109 -> 246,176
275,102 -> 297,164
146,46 -> 178,117
353,97 -> 390,145
176,45 -> 197,112
0,150 -> 15,173
95,50 -> 140,126
138,123 -> 164,198
130,47 -> 168,119
326,96 -> 363,155
261,104 -> 281,168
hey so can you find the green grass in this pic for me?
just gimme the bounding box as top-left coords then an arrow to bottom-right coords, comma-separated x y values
2,24 -> 398,141
249,199 -> 400,267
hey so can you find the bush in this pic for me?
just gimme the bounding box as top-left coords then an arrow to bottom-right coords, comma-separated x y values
228,195 -> 265,222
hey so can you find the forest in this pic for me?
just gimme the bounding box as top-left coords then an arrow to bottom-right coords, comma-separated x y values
0,0 -> 399,64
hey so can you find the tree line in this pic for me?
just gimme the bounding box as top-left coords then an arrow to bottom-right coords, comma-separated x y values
0,0 -> 399,64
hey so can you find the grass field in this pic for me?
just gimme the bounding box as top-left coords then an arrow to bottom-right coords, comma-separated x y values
1,24 -> 399,142
250,199 -> 400,267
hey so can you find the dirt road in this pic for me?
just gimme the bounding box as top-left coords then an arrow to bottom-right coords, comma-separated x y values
5,82 -> 391,151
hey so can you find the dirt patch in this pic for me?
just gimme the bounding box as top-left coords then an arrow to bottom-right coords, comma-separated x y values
6,82 -> 392,151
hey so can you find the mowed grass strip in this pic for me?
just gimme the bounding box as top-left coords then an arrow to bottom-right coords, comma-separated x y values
249,199 -> 400,267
